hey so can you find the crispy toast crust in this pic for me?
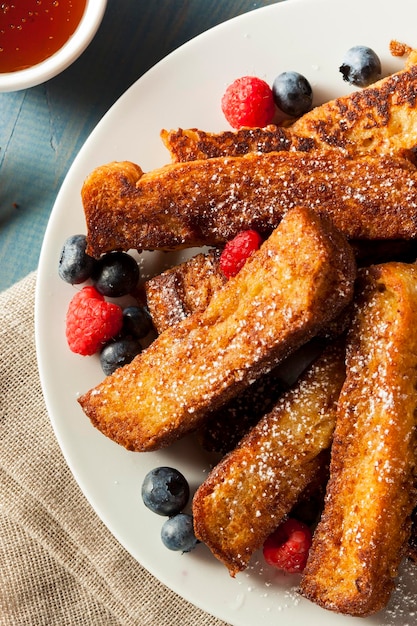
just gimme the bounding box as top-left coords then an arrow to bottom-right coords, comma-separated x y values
160,125 -> 316,162
78,207 -> 355,452
299,263 -> 417,617
82,151 -> 417,257
192,342 -> 346,576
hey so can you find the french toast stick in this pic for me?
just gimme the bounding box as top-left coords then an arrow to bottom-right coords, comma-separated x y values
160,125 -> 316,162
192,342 -> 346,576
300,262 -> 417,617
78,206 -> 355,452
145,254 -> 335,455
161,49 -> 417,163
82,151 -> 417,257
144,248 -> 341,453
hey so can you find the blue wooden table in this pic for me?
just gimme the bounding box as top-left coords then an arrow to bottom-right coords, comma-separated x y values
0,0 -> 281,292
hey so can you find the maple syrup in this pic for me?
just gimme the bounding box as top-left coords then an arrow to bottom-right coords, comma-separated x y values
0,0 -> 87,73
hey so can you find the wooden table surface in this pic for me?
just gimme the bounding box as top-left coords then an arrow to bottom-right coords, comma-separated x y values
0,0 -> 281,292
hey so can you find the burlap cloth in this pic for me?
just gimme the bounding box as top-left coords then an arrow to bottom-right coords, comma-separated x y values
0,271 -> 229,626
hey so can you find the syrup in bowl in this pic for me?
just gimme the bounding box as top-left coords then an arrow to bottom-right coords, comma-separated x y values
0,0 -> 87,73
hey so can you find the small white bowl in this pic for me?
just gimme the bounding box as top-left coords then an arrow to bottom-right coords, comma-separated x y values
0,0 -> 107,93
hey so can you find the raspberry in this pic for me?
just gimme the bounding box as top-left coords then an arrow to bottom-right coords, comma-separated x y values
219,230 -> 262,278
221,76 -> 275,129
66,286 -> 123,356
262,518 -> 312,574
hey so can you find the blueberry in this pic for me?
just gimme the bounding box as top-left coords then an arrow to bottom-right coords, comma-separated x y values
141,467 -> 190,516
339,46 -> 381,87
58,234 -> 96,284
161,513 -> 198,552
272,71 -> 313,117
92,251 -> 139,297
100,337 -> 142,375
122,305 -> 153,339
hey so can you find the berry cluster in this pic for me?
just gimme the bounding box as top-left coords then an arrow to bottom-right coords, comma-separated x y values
59,234 -> 153,369
221,45 -> 381,129
221,72 -> 313,129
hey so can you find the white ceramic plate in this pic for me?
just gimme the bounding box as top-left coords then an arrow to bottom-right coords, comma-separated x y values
35,0 -> 417,624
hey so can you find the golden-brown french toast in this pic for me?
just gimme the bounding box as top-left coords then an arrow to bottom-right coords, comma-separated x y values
145,255 -> 333,456
82,151 -> 417,258
300,262 -> 417,617
78,206 -> 355,452
160,125 -> 316,162
161,50 -> 417,163
144,249 -> 225,334
291,49 -> 417,158
192,342 -> 346,576
144,249 -> 342,453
